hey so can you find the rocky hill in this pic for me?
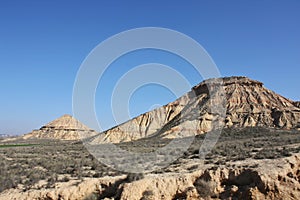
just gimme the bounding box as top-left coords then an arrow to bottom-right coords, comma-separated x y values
23,114 -> 96,140
294,101 -> 300,108
92,76 -> 300,143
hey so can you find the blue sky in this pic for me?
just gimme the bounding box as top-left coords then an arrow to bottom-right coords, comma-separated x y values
0,0 -> 299,134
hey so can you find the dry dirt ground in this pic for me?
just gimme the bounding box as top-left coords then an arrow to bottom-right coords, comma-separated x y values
1,127 -> 300,199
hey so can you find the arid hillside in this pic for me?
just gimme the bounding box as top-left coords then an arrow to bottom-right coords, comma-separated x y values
92,76 -> 300,143
23,114 -> 96,140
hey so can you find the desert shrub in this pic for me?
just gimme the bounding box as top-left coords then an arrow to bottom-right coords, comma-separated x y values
61,176 -> 70,182
125,173 -> 145,182
46,173 -> 58,188
194,178 -> 216,198
141,190 -> 155,200
83,192 -> 99,200
254,148 -> 277,159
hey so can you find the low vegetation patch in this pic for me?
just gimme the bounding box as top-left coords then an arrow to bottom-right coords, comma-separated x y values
0,127 -> 300,193
0,139 -> 119,193
0,143 -> 38,148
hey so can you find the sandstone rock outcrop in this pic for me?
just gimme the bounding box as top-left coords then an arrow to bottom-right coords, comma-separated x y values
92,76 -> 300,143
294,101 -> 300,108
23,114 -> 96,140
1,153 -> 299,200
119,154 -> 300,200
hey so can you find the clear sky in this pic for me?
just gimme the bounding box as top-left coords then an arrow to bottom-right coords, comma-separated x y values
0,0 -> 299,135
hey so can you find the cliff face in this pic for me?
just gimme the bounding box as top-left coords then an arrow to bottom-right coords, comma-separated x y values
294,101 -> 300,108
219,77 -> 300,129
23,115 -> 96,140
93,76 -> 300,143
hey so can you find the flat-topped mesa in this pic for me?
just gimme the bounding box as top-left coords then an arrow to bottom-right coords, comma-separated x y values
222,76 -> 263,86
192,76 -> 263,95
